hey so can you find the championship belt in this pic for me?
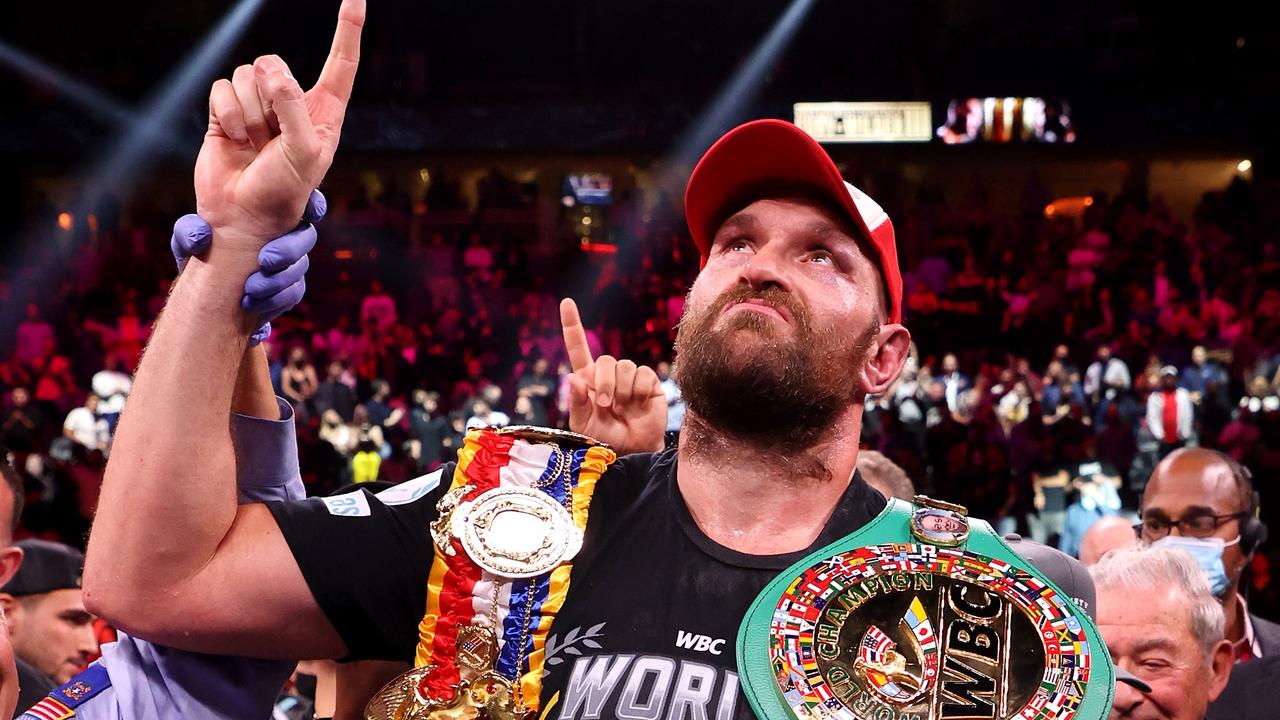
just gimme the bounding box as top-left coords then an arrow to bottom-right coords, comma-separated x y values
367,426 -> 617,720
737,496 -> 1115,720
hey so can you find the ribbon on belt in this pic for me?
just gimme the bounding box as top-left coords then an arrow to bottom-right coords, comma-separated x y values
366,426 -> 616,719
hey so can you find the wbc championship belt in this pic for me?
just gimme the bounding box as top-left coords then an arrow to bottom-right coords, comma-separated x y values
366,426 -> 616,720
737,497 -> 1116,720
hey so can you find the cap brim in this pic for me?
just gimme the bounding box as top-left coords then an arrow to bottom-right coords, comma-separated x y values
1115,667 -> 1153,694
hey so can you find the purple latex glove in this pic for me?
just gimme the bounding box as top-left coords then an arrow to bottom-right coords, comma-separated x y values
171,189 -> 326,345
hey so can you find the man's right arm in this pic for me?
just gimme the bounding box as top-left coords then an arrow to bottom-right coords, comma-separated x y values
82,0 -> 365,659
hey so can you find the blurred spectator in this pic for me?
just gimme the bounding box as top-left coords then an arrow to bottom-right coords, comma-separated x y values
516,358 -> 556,427
1040,360 -> 1084,416
281,347 -> 319,419
14,304 -> 52,367
86,300 -> 149,372
462,232 -> 493,282
1,539 -> 97,713
938,353 -> 970,416
1029,463 -> 1069,547
658,361 -> 684,432
512,395 -> 538,425
363,380 -> 404,459
91,364 -> 132,426
441,412 -> 467,465
1239,374 -> 1280,415
31,338 -> 76,415
1095,403 -> 1138,491
1146,366 -> 1194,457
363,379 -> 400,428
997,380 -> 1032,428
314,313 -> 359,361
465,398 -> 509,431
360,279 -> 397,335
315,361 -> 356,423
1,388 -> 41,454
423,232 -> 461,309
408,390 -> 447,471
62,394 -> 108,455
1181,345 -> 1228,406
351,404 -> 384,451
352,429 -> 382,485
1084,344 -> 1131,403
319,410 -> 356,456
1059,454 -> 1124,558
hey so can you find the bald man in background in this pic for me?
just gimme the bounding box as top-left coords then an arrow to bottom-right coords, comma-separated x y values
1079,515 -> 1137,566
1138,447 -> 1279,661
856,449 -> 915,502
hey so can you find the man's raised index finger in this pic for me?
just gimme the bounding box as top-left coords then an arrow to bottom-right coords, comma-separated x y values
560,298 -> 594,373
314,0 -> 365,104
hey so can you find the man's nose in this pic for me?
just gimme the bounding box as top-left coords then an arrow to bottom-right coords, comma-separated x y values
77,625 -> 99,656
1110,675 -> 1146,716
738,243 -> 792,294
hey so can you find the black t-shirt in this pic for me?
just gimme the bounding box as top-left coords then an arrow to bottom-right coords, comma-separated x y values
268,447 -> 886,719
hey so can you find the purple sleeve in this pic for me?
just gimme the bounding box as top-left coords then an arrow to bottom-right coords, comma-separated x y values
79,635 -> 295,720
57,398 -> 304,720
230,397 -> 304,502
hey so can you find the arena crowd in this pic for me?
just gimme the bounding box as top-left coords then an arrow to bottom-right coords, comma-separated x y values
6,167 -> 1276,558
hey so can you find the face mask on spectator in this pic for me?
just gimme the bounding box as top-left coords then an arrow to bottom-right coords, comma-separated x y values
1152,535 -> 1238,598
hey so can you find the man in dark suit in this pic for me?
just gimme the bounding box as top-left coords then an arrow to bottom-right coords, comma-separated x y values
1138,448 -> 1278,663
1206,654 -> 1280,720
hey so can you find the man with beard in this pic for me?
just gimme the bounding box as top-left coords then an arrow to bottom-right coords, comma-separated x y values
80,10 -> 910,715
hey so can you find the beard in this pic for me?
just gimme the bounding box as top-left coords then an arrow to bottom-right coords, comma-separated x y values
674,283 -> 879,454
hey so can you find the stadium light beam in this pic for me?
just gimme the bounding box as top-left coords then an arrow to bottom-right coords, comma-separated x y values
0,41 -> 135,126
0,40 -> 190,155
667,0 -> 817,176
0,0 -> 267,353
564,0 -> 816,310
83,0 -> 268,203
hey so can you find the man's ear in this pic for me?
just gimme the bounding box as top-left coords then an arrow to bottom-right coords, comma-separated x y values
0,593 -> 18,632
859,324 -> 912,397
1206,639 -> 1234,702
0,546 -> 22,589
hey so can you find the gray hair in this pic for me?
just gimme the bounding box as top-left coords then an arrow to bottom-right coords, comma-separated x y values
1089,544 -> 1225,659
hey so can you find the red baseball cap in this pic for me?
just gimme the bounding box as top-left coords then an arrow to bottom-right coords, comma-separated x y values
684,119 -> 903,324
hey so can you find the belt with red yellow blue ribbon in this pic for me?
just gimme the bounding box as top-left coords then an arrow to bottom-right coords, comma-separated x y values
365,426 -> 616,719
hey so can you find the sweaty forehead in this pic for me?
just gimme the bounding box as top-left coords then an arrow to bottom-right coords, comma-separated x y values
1144,455 -> 1241,514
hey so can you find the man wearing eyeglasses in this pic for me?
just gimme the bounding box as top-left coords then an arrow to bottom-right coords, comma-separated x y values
1137,447 -> 1279,663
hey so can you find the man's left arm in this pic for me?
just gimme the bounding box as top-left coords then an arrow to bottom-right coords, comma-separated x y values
65,220 -> 315,720
84,1 -> 362,652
